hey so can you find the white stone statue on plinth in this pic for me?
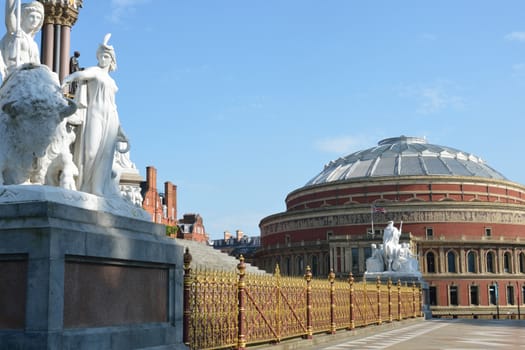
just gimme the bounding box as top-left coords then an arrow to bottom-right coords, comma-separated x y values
0,30 -> 149,219
62,33 -> 128,198
365,221 -> 421,277
0,0 -> 44,79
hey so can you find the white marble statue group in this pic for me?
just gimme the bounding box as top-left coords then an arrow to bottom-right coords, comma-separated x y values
365,221 -> 420,275
0,0 -> 135,203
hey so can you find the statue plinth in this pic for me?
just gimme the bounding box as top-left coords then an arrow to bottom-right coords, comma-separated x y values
0,189 -> 187,349
0,185 -> 151,220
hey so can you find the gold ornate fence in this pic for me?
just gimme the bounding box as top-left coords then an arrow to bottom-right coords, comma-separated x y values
183,248 -> 422,350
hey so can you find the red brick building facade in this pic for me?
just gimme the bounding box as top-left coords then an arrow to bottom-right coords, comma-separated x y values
257,136 -> 525,318
178,214 -> 209,243
140,167 -> 210,243
141,166 -> 177,226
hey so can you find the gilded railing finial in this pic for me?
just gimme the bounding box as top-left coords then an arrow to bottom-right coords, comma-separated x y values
237,254 -> 246,276
328,268 -> 335,283
304,265 -> 312,282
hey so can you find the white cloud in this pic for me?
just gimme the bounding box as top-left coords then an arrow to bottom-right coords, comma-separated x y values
398,80 -> 465,115
109,0 -> 150,23
505,31 -> 525,42
315,135 -> 375,154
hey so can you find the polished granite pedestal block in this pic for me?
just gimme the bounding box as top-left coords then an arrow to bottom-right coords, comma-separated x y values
0,186 -> 186,349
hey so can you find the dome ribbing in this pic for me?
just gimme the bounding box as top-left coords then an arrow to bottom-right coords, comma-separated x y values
306,136 -> 506,186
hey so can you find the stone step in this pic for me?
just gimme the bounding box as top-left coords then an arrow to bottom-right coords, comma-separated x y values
173,238 -> 266,274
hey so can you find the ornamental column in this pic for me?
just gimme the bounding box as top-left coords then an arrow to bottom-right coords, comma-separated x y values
39,0 -> 83,82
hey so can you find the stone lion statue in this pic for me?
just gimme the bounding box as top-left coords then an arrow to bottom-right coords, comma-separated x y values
0,64 -> 77,187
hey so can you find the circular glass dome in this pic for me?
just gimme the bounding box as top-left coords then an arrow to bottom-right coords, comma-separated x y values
306,136 -> 506,186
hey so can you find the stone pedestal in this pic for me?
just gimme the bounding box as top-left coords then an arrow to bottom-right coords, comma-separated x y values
0,186 -> 187,349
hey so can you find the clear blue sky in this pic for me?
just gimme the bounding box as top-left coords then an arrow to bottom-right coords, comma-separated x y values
63,1 -> 525,239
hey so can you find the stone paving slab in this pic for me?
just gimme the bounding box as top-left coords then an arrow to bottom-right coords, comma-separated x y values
250,318 -> 425,350
297,319 -> 525,350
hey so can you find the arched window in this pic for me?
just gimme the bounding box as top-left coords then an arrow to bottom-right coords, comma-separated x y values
504,252 -> 512,273
467,251 -> 477,273
520,253 -> 525,274
426,252 -> 436,273
486,251 -> 495,273
447,251 -> 457,273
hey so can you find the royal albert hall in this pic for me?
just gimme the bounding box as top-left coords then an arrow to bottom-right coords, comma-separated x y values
257,136 -> 525,319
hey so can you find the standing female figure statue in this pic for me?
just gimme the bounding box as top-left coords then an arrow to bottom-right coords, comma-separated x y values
0,0 -> 44,78
383,221 -> 401,271
62,34 -> 128,197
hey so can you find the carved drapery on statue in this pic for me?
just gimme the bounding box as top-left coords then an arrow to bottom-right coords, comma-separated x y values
0,29 -> 143,212
62,33 -> 129,198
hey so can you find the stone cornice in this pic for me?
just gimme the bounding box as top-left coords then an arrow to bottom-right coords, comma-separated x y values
262,201 -> 525,227
261,206 -> 525,235
416,239 -> 524,247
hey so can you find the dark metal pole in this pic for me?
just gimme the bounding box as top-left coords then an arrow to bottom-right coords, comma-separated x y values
495,282 -> 500,320
517,281 -> 521,320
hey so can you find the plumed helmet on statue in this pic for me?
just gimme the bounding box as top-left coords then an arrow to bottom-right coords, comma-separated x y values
22,1 -> 45,34
96,33 -> 117,72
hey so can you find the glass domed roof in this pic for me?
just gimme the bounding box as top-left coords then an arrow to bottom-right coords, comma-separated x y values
306,136 -> 506,186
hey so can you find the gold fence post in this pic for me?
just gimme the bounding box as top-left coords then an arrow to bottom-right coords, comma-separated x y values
387,277 -> 392,322
183,248 -> 192,346
328,269 -> 336,334
363,277 -> 367,325
397,279 -> 402,321
412,281 -> 417,318
376,276 -> 382,325
304,266 -> 313,339
348,272 -> 355,330
275,264 -> 281,342
237,255 -> 247,350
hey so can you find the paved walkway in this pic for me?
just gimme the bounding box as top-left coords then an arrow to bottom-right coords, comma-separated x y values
304,319 -> 525,350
